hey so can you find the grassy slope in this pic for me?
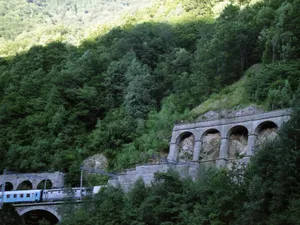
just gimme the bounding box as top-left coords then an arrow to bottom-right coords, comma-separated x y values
189,64 -> 266,118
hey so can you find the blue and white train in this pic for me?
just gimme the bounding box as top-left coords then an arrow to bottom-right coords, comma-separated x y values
0,186 -> 103,204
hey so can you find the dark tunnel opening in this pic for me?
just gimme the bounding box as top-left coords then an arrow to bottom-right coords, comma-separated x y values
22,210 -> 59,225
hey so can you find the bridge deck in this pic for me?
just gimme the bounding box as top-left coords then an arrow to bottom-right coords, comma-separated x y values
13,200 -> 82,207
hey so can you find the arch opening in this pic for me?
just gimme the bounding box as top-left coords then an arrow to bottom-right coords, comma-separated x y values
228,126 -> 249,158
200,129 -> 221,161
176,132 -> 195,162
37,179 -> 53,189
22,210 -> 59,225
17,180 -> 33,190
0,182 -> 14,191
255,121 -> 278,146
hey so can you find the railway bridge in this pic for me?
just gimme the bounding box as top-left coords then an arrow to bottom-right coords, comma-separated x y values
14,201 -> 64,222
13,200 -> 82,223
0,109 -> 292,223
0,172 -> 64,191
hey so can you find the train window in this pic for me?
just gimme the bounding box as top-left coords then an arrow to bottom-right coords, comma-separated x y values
13,194 -> 17,198
20,194 -> 24,198
26,194 -> 30,197
6,194 -> 10,198
36,193 -> 37,197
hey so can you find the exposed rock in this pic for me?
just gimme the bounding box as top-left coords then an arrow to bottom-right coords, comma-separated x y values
167,3 -> 185,18
155,5 -> 166,17
178,135 -> 194,162
201,111 -> 220,121
226,158 -> 247,170
196,105 -> 264,121
212,0 -> 230,17
200,133 -> 221,161
228,134 -> 248,158
256,128 -> 278,146
83,153 -> 108,171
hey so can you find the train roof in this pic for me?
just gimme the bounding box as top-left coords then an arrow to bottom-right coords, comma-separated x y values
0,190 -> 41,195
43,187 -> 91,191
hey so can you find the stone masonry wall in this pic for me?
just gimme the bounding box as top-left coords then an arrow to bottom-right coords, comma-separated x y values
108,109 -> 291,192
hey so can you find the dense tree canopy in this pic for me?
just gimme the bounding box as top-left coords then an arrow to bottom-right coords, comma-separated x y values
60,93 -> 300,224
1,0 -> 300,224
0,0 -> 299,186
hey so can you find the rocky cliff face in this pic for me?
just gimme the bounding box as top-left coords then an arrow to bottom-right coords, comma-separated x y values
228,134 -> 248,158
200,133 -> 221,161
83,153 -> 108,169
256,127 -> 278,146
178,134 -> 194,162
83,154 -> 108,179
196,105 -> 264,121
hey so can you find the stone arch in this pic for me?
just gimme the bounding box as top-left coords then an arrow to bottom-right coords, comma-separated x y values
19,207 -> 61,223
17,180 -> 33,190
176,131 -> 195,162
0,182 -> 14,191
36,179 -> 53,189
175,130 -> 197,143
199,129 -> 221,161
227,125 -> 249,158
255,121 -> 278,146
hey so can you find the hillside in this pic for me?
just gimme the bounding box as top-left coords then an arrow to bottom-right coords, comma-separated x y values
0,0 -> 299,187
1,0 -> 300,224
0,0 -> 155,56
0,0 -> 236,57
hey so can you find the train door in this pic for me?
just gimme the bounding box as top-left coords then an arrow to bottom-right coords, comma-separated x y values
42,190 -> 48,201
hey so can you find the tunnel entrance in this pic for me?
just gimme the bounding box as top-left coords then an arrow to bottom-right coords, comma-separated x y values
228,126 -> 249,158
17,180 -> 33,190
22,210 -> 59,225
0,182 -> 14,191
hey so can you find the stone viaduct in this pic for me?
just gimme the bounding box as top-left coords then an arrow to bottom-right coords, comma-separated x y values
0,172 -> 64,191
0,172 -> 65,222
167,108 -> 290,167
109,109 -> 291,190
1,109 -> 291,223
14,202 -> 63,222
13,200 -> 83,223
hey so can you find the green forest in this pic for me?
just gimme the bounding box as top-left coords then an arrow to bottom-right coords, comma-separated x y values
0,0 -> 154,56
2,101 -> 300,224
60,99 -> 300,225
1,0 -> 300,183
0,0 -> 300,223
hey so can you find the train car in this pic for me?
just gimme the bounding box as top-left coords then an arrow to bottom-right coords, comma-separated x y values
0,190 -> 42,203
42,188 -> 70,201
92,185 -> 106,194
0,186 -> 106,204
71,187 -> 90,199
42,187 -> 91,201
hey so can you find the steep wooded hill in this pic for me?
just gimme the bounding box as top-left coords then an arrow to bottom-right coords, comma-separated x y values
0,0 -> 154,56
0,0 -> 299,186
